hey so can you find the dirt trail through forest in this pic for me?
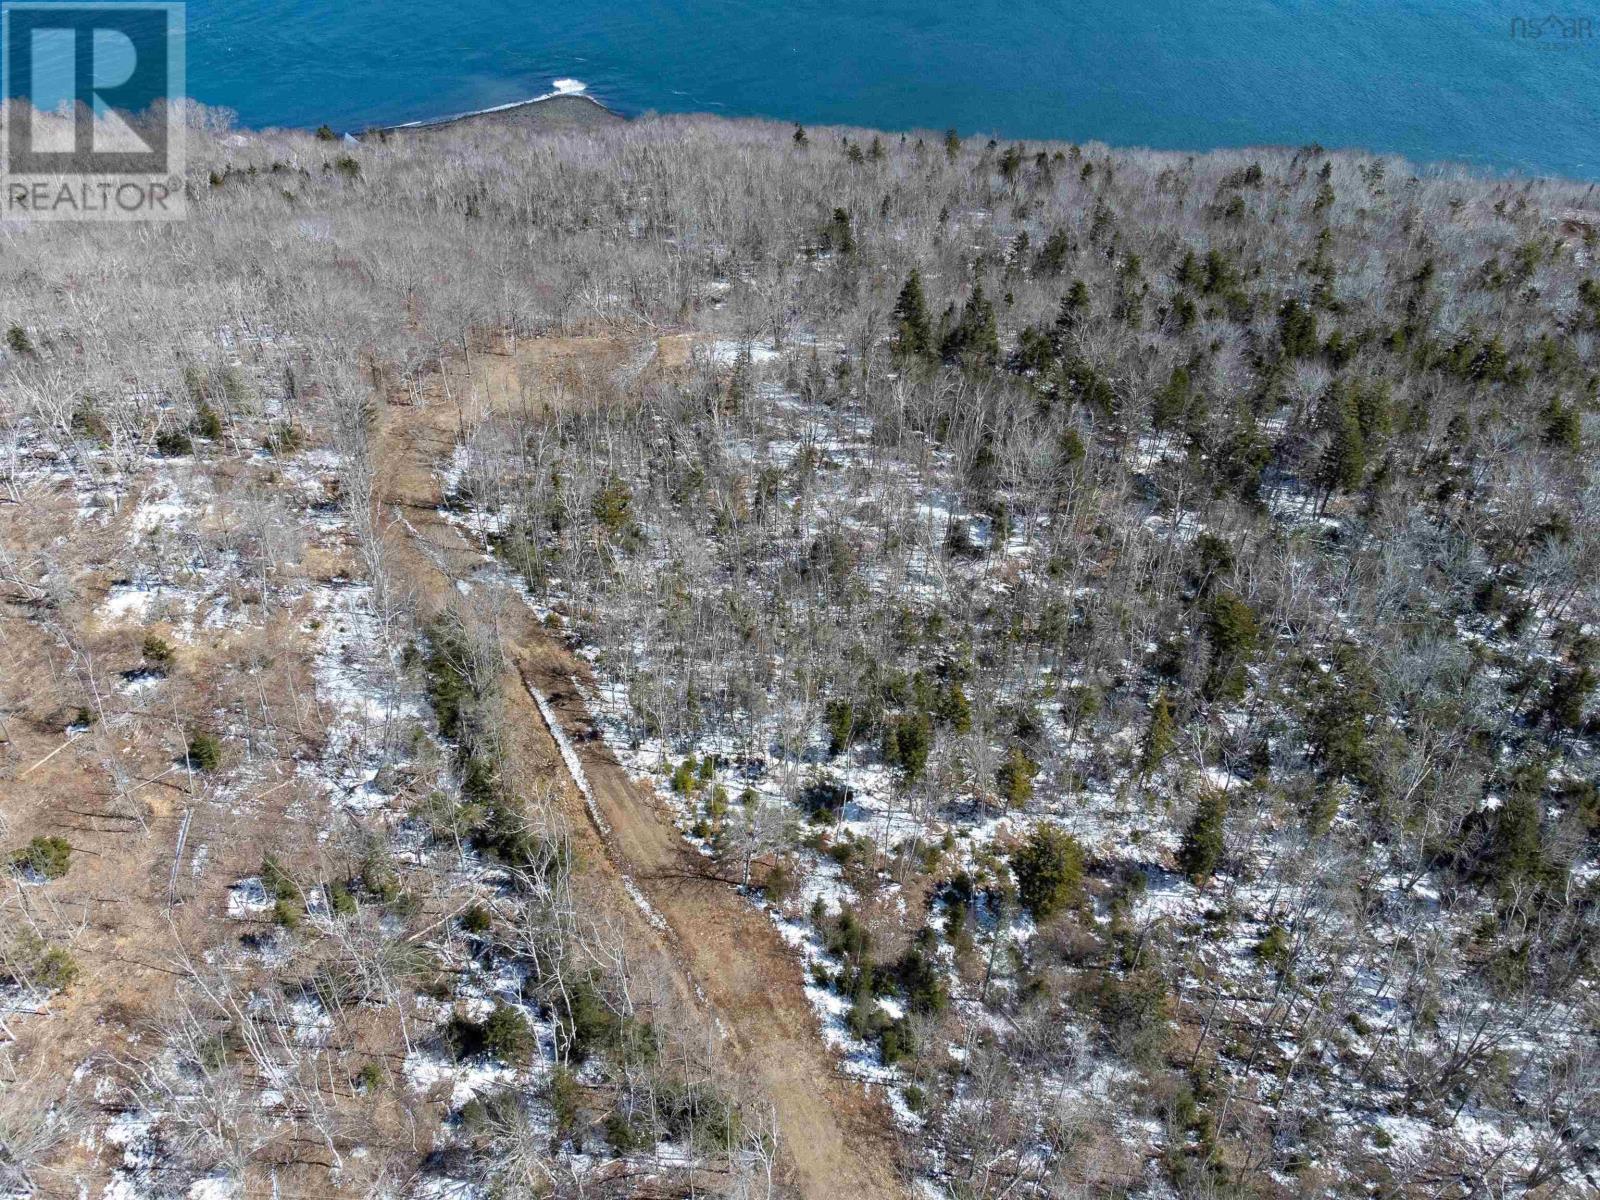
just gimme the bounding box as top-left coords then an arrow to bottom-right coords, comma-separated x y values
371,334 -> 907,1200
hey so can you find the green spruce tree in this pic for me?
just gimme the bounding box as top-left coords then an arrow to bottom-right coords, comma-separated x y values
1151,364 -> 1190,434
1315,382 -> 1367,508
1141,689 -> 1175,773
891,270 -> 933,360
1179,791 -> 1228,885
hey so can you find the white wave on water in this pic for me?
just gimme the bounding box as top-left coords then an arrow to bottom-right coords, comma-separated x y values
388,78 -> 594,130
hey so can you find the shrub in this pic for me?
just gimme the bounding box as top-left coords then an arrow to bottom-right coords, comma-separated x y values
605,1109 -> 646,1152
879,1018 -> 916,1065
459,1088 -> 523,1136
824,908 -> 872,967
559,976 -> 619,1063
359,851 -> 400,902
10,836 -> 71,880
72,401 -> 109,442
261,852 -> 303,927
155,428 -> 193,457
185,730 -> 222,771
442,1012 -> 487,1060
142,633 -> 174,672
995,745 -> 1039,809
329,881 -> 357,917
197,1032 -> 231,1070
219,366 -> 253,406
761,857 -> 796,903
1255,924 -> 1292,972
894,932 -> 949,1016
261,852 -> 298,900
482,1002 -> 532,1062
272,897 -> 301,929
660,1081 -> 741,1152
548,1066 -> 582,1135
1097,967 -> 1170,1065
266,422 -> 302,454
194,401 -> 223,440
30,943 -> 78,991
1010,823 -> 1084,921
461,903 -> 493,934
592,475 -> 633,532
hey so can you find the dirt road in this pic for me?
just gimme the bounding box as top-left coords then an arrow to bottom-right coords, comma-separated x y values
372,335 -> 907,1200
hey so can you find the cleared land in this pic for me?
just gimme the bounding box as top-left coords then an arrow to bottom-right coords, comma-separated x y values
371,333 -> 907,1200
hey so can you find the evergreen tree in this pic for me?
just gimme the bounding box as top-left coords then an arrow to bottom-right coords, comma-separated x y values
1305,646 -> 1382,786
592,475 -> 634,534
883,713 -> 932,784
1062,683 -> 1101,744
996,745 -> 1039,810
1491,793 -> 1545,888
1201,250 -> 1236,296
824,207 -> 855,255
1008,231 -> 1031,274
1541,397 -> 1582,453
1188,533 -> 1234,598
1202,592 -> 1260,703
1053,280 -> 1090,342
1175,250 -> 1202,289
1151,364 -> 1190,433
1010,823 -> 1084,921
891,270 -> 933,360
824,698 -> 862,755
1034,228 -> 1071,276
940,283 -> 999,367
1546,666 -> 1595,731
1278,298 -> 1319,358
998,143 -> 1025,183
935,683 -> 972,733
1307,227 -> 1337,308
483,1002 -> 534,1062
1179,791 -> 1228,885
1212,402 -> 1272,502
1580,277 -> 1600,328
1353,380 -> 1392,445
1141,689 -> 1175,773
1315,383 -> 1367,505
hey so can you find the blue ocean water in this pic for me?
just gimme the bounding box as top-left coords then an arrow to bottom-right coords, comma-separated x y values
41,1 -> 1600,178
